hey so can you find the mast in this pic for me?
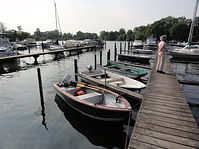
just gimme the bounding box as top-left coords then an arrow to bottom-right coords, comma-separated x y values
54,1 -> 62,44
54,1 -> 58,31
188,0 -> 199,45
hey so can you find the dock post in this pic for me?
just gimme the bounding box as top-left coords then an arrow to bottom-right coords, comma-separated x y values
33,55 -> 39,65
74,59 -> 78,82
94,54 -> 97,70
120,42 -> 122,54
128,42 -> 130,54
37,68 -> 44,104
124,42 -> 126,54
37,68 -> 48,130
41,42 -> 44,52
28,46 -> 30,54
114,43 -> 117,61
107,49 -> 110,62
100,51 -> 102,66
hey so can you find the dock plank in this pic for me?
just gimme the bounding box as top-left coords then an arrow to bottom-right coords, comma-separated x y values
128,55 -> 199,149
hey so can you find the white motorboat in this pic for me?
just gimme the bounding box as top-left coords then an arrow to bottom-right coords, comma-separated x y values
0,34 -> 18,57
82,67 -> 146,90
42,39 -> 56,48
48,45 -> 65,50
64,40 -> 82,48
133,40 -> 143,48
22,38 -> 37,46
170,45 -> 199,60
132,48 -> 154,54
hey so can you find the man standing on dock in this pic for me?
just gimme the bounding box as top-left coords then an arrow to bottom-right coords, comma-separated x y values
156,35 -> 167,74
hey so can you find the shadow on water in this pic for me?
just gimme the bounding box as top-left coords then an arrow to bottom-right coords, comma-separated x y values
54,95 -> 132,149
0,59 -> 21,74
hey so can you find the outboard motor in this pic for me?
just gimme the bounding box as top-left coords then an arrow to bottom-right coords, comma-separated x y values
87,65 -> 93,73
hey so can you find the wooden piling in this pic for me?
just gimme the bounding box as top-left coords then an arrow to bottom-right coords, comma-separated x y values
74,59 -> 78,81
128,42 -> 130,54
28,46 -> 30,54
100,51 -> 102,66
94,54 -> 97,70
124,42 -> 126,54
37,68 -> 44,102
107,49 -> 110,62
120,42 -> 122,54
114,43 -> 117,61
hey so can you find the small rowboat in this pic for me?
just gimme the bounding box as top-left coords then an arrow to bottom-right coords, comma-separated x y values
53,79 -> 132,122
103,61 -> 148,78
82,69 -> 146,89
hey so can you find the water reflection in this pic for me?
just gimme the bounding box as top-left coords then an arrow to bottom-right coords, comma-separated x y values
0,59 -> 21,74
54,95 -> 129,149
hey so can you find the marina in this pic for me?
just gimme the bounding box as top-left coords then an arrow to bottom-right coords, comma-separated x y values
0,41 -> 198,149
1,0 -> 199,148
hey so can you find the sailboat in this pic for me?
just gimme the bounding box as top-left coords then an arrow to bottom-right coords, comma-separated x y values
48,1 -> 64,50
170,0 -> 199,60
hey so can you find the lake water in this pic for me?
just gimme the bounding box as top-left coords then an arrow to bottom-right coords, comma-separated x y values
0,41 -> 198,149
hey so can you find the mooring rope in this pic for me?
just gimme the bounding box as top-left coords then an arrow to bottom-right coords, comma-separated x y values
124,111 -> 132,149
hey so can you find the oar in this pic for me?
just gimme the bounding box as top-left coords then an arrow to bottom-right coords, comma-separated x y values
76,83 -> 105,93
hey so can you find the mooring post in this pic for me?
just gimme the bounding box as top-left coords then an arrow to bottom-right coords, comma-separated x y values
74,59 -> 78,82
100,51 -> 102,66
28,46 -> 30,54
41,42 -> 44,52
37,68 -> 44,103
107,49 -> 110,62
114,43 -> 117,61
33,55 -> 39,65
128,42 -> 130,54
94,54 -> 97,70
120,42 -> 122,54
37,67 -> 48,130
124,42 -> 126,54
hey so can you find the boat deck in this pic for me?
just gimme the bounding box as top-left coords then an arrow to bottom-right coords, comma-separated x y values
128,55 -> 199,149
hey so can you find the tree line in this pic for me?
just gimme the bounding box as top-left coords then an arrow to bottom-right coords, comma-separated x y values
1,16 -> 199,42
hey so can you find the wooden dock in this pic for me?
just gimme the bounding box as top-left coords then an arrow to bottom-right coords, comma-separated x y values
128,55 -> 199,149
0,45 -> 95,64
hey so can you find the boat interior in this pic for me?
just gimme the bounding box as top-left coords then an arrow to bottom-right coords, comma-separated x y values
61,86 -> 126,108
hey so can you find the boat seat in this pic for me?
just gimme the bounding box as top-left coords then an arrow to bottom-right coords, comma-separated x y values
77,92 -> 103,104
108,65 -> 131,71
63,87 -> 81,95
106,77 -> 124,83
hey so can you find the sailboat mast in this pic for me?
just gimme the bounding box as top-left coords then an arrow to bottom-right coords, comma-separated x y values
188,0 -> 199,45
54,1 -> 58,31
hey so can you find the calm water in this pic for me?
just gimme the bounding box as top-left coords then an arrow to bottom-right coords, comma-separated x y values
0,41 -> 137,149
171,61 -> 199,126
0,41 -> 198,149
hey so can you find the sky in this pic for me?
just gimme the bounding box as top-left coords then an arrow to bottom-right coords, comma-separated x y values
1,0 -> 199,35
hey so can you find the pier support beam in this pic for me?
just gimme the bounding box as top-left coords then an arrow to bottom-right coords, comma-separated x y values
33,55 -> 39,65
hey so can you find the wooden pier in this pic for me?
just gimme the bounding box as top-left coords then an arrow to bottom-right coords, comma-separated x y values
128,55 -> 199,149
0,45 -> 95,64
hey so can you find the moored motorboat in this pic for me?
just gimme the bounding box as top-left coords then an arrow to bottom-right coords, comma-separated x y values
53,76 -> 132,122
103,61 -> 148,78
118,54 -> 152,64
132,48 -> 154,54
82,67 -> 146,89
